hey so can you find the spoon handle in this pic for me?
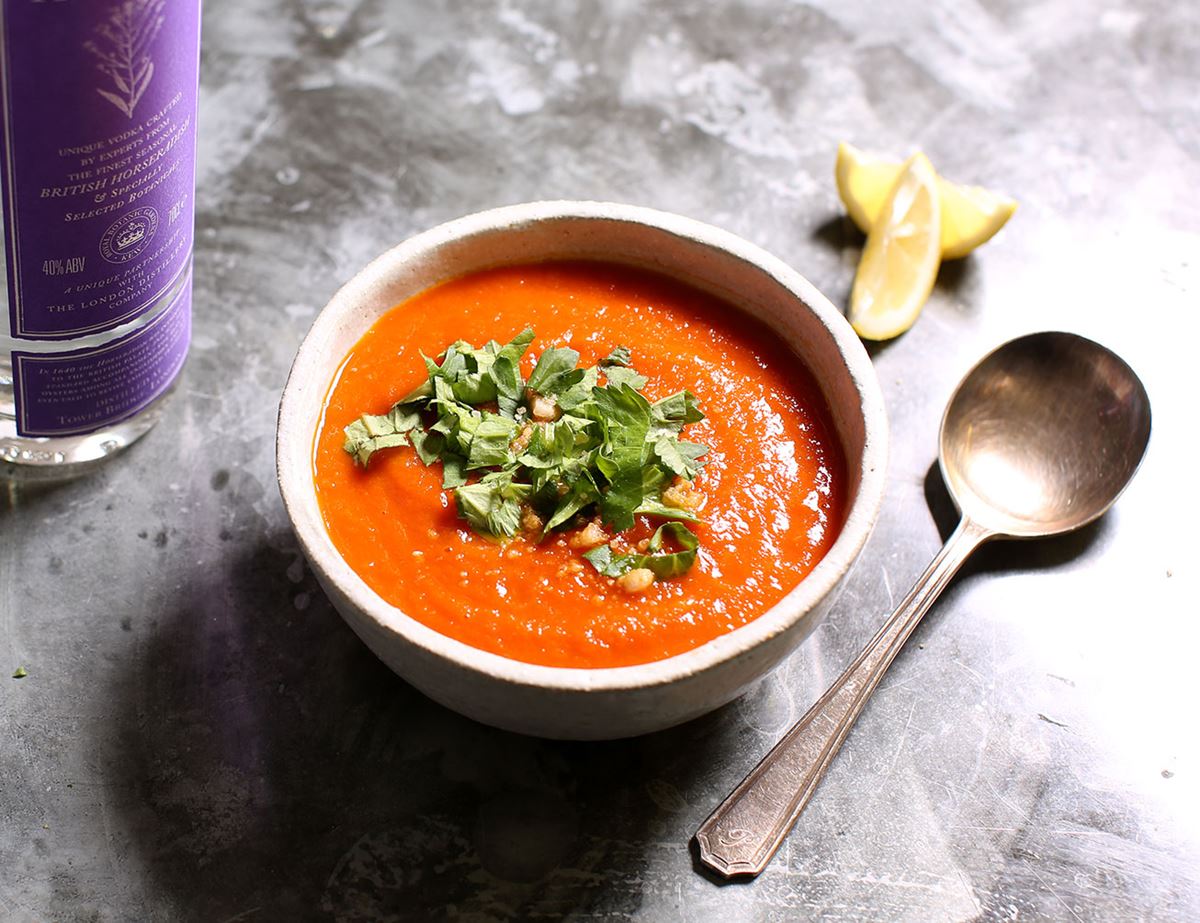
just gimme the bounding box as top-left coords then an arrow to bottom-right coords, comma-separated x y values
695,516 -> 992,878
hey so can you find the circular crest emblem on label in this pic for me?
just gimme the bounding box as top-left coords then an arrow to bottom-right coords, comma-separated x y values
99,207 -> 158,263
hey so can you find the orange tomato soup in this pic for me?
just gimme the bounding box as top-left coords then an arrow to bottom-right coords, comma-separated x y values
314,262 -> 845,668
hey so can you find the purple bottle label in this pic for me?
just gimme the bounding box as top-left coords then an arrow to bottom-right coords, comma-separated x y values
0,0 -> 200,340
12,274 -> 190,437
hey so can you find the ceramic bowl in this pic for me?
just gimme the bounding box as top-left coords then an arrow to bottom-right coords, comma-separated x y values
277,201 -> 887,739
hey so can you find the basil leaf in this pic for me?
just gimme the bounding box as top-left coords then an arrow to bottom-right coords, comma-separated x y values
642,522 -> 699,577
583,523 -> 699,579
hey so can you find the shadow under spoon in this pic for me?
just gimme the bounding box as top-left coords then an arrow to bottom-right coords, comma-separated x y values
694,330 -> 1152,879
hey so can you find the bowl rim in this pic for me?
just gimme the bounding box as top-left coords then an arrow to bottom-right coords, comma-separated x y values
277,200 -> 888,694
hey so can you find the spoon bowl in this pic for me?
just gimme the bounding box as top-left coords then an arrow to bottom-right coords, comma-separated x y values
940,331 -> 1152,537
697,330 -> 1151,878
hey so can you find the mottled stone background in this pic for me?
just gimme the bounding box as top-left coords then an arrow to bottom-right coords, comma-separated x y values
3,0 -> 1198,920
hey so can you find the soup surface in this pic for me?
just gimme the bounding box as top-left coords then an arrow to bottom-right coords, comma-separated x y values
314,261 -> 845,668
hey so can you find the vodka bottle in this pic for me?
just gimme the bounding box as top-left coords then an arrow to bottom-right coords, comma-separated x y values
0,0 -> 200,467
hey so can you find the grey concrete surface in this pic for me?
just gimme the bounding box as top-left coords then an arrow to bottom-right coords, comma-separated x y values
3,0 -> 1199,919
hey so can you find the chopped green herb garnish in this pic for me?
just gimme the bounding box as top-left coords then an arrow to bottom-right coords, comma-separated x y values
12,666 -> 27,679
343,330 -> 710,583
601,345 -> 633,368
583,522 -> 700,579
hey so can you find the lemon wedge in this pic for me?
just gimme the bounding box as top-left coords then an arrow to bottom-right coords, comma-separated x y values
849,153 -> 942,341
836,141 -> 1016,259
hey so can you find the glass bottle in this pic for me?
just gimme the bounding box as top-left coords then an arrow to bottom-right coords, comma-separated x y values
0,0 -> 201,467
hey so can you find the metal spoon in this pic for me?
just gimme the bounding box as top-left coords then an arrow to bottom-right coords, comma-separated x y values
695,331 -> 1152,879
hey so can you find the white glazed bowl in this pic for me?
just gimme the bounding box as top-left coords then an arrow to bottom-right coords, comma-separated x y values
277,201 -> 887,740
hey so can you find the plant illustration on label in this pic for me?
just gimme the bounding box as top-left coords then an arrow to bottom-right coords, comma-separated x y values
83,0 -> 166,120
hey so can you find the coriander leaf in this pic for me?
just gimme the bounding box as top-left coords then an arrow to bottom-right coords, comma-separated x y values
343,402 -> 421,467
490,355 -> 523,417
455,474 -> 531,538
397,379 -> 433,406
345,328 -> 708,579
593,452 -> 618,482
651,390 -> 704,427
487,498 -> 523,537
431,387 -> 483,455
632,465 -> 698,521
556,365 -> 598,412
446,343 -> 498,404
408,428 -> 444,466
466,414 -> 518,470
487,326 -> 535,415
427,347 -> 466,382
342,419 -> 379,467
634,498 -> 701,522
455,483 -> 505,535
496,327 -> 535,365
364,405 -> 420,436
642,464 -> 667,490
558,412 -> 596,442
588,384 -> 653,530
543,471 -> 601,534
441,453 -> 467,489
653,437 -> 708,479
589,383 -> 652,449
582,543 -> 639,577
675,440 -> 709,469
449,371 -> 496,405
517,420 -> 576,469
601,345 -> 632,367
603,365 -> 648,391
526,346 -> 583,396
600,448 -> 645,532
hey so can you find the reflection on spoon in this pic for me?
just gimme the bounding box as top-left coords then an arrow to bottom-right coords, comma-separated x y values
695,331 -> 1152,879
